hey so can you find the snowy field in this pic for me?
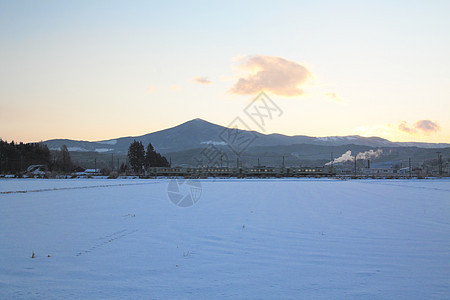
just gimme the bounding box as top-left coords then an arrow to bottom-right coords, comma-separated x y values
0,178 -> 449,299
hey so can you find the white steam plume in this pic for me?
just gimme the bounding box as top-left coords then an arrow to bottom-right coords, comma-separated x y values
325,149 -> 383,166
356,149 -> 383,160
325,150 -> 353,166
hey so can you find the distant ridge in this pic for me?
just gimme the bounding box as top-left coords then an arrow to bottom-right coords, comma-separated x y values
43,118 -> 450,154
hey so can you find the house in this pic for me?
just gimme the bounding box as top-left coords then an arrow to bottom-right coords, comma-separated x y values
84,169 -> 100,175
25,165 -> 48,175
74,168 -> 101,176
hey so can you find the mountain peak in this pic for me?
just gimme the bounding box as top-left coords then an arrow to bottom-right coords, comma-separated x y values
187,118 -> 209,124
177,118 -> 218,128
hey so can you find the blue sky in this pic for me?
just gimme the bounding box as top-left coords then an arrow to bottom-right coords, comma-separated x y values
1,0 -> 449,142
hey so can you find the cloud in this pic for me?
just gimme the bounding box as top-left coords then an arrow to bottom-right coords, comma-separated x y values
325,92 -> 342,102
414,120 -> 440,133
398,120 -> 440,134
228,55 -> 311,96
398,121 -> 416,134
147,85 -> 155,94
193,76 -> 212,85
170,85 -> 180,91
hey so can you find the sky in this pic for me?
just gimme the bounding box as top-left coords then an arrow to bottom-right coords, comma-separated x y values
1,0 -> 449,143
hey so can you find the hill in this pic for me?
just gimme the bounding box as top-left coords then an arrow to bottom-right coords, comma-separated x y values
44,118 -> 450,155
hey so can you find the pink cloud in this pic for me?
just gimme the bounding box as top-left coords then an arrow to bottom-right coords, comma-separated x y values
193,76 -> 212,85
229,55 -> 311,97
414,120 -> 440,133
398,120 -> 440,134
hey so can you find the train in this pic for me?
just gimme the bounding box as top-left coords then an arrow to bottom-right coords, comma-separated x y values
146,166 -> 335,178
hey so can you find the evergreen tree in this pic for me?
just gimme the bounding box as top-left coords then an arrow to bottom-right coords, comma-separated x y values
157,153 -> 170,167
128,140 -> 145,173
145,143 -> 157,168
145,142 -> 170,168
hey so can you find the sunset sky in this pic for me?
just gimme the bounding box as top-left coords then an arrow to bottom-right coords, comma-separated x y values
1,1 -> 449,143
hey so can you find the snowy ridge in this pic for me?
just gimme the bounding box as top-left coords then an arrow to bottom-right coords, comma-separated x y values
42,118 -> 450,154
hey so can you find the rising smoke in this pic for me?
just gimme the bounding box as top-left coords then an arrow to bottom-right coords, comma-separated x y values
356,149 -> 383,160
325,149 -> 383,166
325,150 -> 353,166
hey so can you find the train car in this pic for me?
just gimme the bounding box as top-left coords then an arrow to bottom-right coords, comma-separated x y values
244,167 -> 279,177
146,166 -> 335,178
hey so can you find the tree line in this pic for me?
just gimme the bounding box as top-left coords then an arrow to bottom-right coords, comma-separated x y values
0,139 -> 74,174
0,138 -> 169,175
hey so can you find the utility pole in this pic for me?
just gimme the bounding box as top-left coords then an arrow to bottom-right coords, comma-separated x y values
236,157 -> 239,169
117,158 -> 119,174
169,157 -> 172,168
111,153 -> 114,172
330,152 -> 334,174
220,154 -> 223,168
437,152 -> 442,177
409,157 -> 412,178
354,156 -> 357,177
282,156 -> 285,169
258,158 -> 260,168
331,152 -> 334,168
94,158 -> 97,172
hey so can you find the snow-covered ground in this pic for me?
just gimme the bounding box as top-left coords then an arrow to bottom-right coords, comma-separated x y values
0,178 -> 449,299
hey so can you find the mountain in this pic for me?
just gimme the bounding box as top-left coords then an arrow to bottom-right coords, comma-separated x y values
43,118 -> 450,154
